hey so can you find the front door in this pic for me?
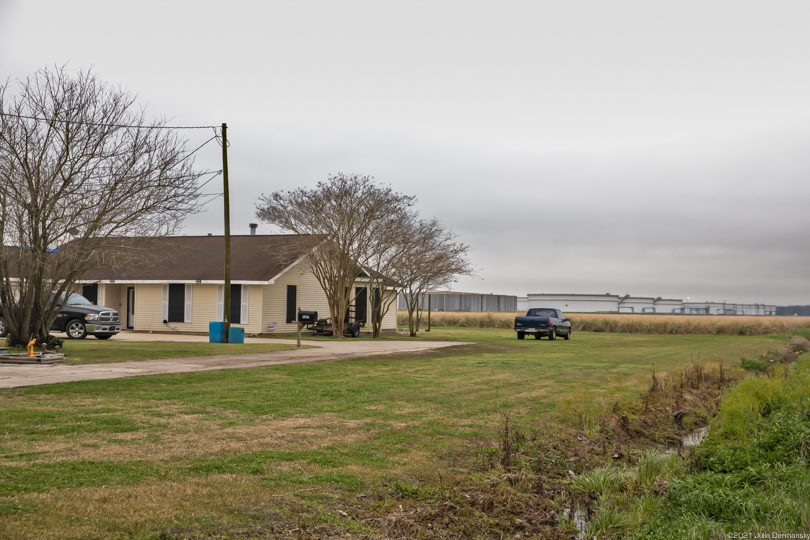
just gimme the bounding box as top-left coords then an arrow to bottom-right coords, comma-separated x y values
126,287 -> 135,329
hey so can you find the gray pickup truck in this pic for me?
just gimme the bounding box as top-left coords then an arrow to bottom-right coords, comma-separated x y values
514,308 -> 572,340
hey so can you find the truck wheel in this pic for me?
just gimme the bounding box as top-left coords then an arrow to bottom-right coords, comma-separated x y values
548,327 -> 557,340
350,324 -> 360,338
564,329 -> 572,340
0,317 -> 7,338
66,320 -> 87,339
517,332 -> 525,340
534,333 -> 542,340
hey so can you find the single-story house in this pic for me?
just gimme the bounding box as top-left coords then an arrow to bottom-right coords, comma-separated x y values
77,235 -> 398,335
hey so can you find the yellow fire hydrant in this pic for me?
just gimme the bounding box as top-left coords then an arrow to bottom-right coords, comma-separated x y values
27,338 -> 37,358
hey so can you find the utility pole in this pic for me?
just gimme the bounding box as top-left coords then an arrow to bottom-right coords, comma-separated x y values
222,123 -> 231,343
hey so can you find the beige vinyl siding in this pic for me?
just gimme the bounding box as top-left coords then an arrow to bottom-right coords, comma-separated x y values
99,284 -> 127,315
363,287 -> 398,333
132,284 -> 164,332
262,259 -> 330,334
188,285 -> 219,332
381,290 -> 397,332
125,284 -> 264,334
260,259 -> 398,335
193,284 -> 263,334
241,285 -> 264,333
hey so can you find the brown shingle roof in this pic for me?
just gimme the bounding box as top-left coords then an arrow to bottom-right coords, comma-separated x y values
80,235 -> 325,283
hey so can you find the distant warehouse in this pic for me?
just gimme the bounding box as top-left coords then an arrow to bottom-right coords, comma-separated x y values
522,293 -> 776,315
398,291 -> 517,312
399,291 -> 776,315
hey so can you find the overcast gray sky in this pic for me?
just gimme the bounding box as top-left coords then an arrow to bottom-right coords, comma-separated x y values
2,1 -> 808,305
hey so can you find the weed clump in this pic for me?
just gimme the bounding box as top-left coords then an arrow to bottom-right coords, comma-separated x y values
740,337 -> 810,373
636,354 -> 810,538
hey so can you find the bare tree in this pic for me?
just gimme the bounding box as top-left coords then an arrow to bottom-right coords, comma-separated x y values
364,213 -> 416,338
0,66 -> 203,346
397,219 -> 474,337
256,173 -> 415,338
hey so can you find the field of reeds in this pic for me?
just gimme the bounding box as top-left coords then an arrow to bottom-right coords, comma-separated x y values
398,310 -> 810,336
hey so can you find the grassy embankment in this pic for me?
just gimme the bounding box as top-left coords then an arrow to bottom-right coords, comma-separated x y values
0,326 -> 791,539
400,311 -> 810,336
555,334 -> 810,539
636,350 -> 810,537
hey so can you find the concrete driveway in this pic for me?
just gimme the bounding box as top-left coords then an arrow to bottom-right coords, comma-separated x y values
0,331 -> 469,389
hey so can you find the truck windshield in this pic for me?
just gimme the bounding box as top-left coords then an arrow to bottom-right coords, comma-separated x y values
60,293 -> 94,306
527,309 -> 556,317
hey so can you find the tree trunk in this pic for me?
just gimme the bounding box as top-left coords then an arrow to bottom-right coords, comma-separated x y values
406,293 -> 421,337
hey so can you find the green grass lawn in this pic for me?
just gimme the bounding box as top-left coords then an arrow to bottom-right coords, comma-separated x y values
0,328 -> 787,538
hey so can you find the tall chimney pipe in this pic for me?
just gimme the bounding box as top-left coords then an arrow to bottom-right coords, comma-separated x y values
249,223 -> 258,235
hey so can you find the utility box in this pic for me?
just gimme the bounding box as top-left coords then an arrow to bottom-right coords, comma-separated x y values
228,326 -> 245,344
298,310 -> 318,323
209,322 -> 225,343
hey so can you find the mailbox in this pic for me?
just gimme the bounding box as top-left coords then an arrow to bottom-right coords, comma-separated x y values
298,310 -> 318,323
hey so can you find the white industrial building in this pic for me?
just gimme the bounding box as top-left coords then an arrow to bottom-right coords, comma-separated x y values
682,302 -> 777,316
398,292 -> 777,316
524,293 -> 620,313
523,293 -> 776,316
398,291 -> 517,312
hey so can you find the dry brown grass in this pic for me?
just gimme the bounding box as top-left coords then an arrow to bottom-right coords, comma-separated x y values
0,474 -> 300,540
0,400 -> 373,466
398,311 -> 810,336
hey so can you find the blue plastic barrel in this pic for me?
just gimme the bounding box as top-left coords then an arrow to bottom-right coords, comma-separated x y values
228,326 -> 245,344
209,321 -> 225,343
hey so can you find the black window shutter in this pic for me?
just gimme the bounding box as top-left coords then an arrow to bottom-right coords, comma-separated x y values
286,285 -> 297,323
82,284 -> 98,304
230,284 -> 242,324
167,284 -> 185,323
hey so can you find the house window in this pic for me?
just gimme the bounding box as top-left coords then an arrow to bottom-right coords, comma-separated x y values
162,284 -> 192,323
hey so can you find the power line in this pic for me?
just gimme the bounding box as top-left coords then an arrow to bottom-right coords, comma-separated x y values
197,170 -> 223,190
213,126 -> 230,148
181,136 -> 218,161
200,193 -> 224,207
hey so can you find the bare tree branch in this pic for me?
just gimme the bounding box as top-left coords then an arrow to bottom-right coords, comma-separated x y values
256,173 -> 416,338
395,219 -> 475,337
0,66 -> 204,346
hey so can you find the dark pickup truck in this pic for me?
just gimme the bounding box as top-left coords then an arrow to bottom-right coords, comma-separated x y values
514,308 -> 572,340
0,292 -> 121,340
